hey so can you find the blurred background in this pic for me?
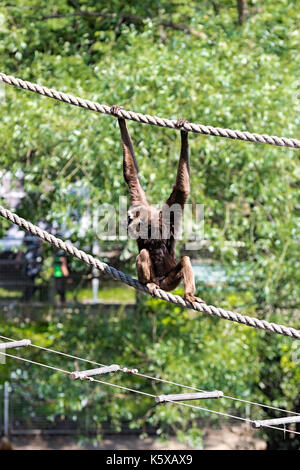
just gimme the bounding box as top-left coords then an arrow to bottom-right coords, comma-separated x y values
0,0 -> 299,450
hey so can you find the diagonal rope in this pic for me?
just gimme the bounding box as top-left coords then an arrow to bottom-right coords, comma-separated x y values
0,72 -> 300,149
1,350 -> 299,437
0,205 -> 300,340
1,334 -> 299,417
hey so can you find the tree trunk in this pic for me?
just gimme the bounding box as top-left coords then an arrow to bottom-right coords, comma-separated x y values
237,0 -> 249,24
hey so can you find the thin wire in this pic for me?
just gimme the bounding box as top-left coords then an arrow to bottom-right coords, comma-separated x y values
133,370 -> 300,417
31,344 -> 106,366
0,334 -> 105,367
159,399 -> 300,436
1,350 -> 299,437
157,399 -> 300,436
0,350 -> 71,375
221,394 -> 300,416
0,350 -> 155,397
1,333 -> 299,417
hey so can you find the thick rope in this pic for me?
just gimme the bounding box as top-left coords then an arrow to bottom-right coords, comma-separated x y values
1,205 -> 299,340
1,72 -> 300,149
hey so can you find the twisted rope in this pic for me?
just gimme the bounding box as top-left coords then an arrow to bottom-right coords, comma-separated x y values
1,72 -> 300,149
1,205 -> 299,340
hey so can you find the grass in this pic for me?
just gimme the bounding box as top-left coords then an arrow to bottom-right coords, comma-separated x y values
0,283 -> 135,303
0,287 -> 22,299
67,283 -> 136,303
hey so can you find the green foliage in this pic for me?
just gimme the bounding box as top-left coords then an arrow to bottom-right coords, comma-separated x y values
0,0 -> 299,448
0,297 -> 260,446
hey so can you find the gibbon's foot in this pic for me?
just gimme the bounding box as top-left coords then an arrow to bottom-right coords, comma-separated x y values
110,105 -> 124,116
175,118 -> 188,129
184,293 -> 206,304
146,282 -> 160,296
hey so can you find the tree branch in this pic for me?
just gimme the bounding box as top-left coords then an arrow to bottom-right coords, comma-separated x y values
40,11 -> 117,20
237,0 -> 249,25
39,10 -> 204,38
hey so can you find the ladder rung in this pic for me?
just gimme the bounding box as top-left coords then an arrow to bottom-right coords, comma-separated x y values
71,364 -> 120,380
0,339 -> 31,350
252,416 -> 300,428
155,391 -> 224,403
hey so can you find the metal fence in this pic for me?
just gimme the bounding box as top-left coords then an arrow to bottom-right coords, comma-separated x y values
0,381 -> 96,436
0,381 -> 154,438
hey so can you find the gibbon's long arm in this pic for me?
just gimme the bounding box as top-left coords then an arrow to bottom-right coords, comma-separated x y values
165,123 -> 190,209
112,108 -> 148,207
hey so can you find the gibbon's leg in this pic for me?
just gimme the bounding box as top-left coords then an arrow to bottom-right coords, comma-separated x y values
111,106 -> 148,207
160,256 -> 205,304
180,256 -> 205,304
136,249 -> 159,294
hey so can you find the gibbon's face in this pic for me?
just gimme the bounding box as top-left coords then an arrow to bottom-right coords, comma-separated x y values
127,205 -> 162,240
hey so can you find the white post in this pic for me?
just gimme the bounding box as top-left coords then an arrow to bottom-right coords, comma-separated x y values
245,403 -> 251,421
155,391 -> 224,403
252,415 -> 300,429
91,267 -> 99,302
92,209 -> 100,303
0,339 -> 31,350
4,381 -> 11,436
